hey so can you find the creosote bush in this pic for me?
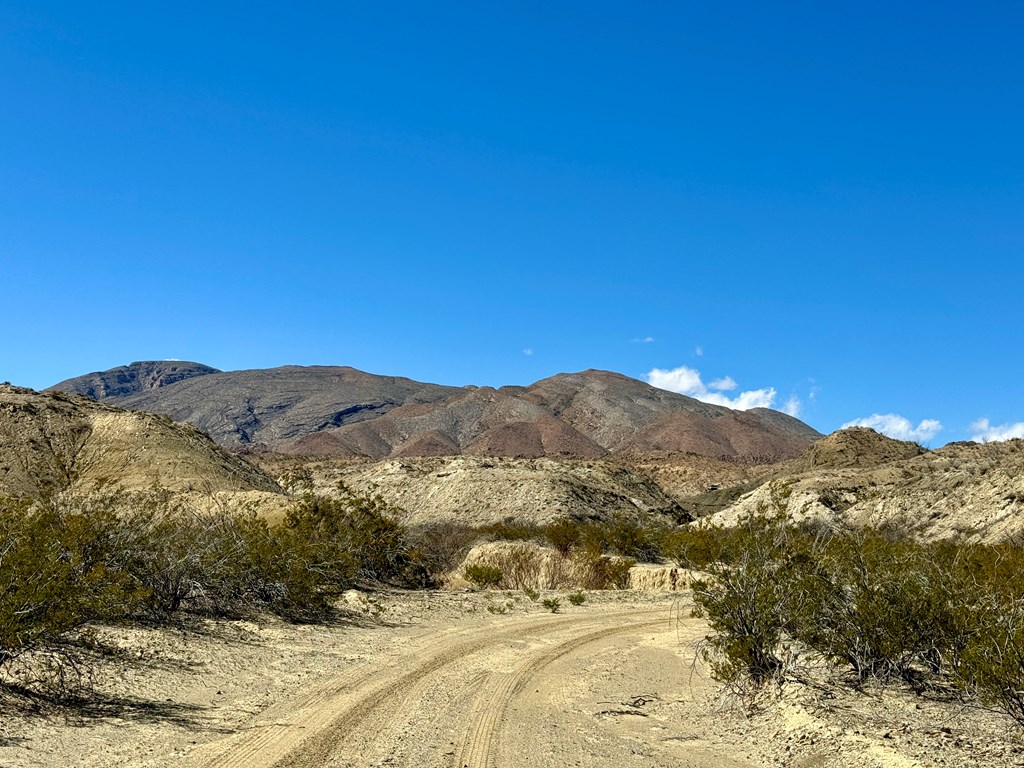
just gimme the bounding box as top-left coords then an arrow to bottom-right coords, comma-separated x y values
687,512 -> 1024,726
0,484 -> 417,690
0,498 -> 146,669
464,564 -> 503,588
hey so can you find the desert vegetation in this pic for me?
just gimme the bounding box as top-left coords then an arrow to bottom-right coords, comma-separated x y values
0,484 -> 422,692
681,513 -> 1024,727
0,491 -> 674,697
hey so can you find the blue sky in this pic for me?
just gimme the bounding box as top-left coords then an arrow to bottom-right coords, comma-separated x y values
2,2 -> 1022,443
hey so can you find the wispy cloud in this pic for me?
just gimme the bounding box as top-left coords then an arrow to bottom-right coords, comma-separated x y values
694,346 -> 704,357
645,365 -> 777,411
841,414 -> 942,442
782,396 -> 801,417
631,336 -> 655,344
969,418 -> 1024,443
522,348 -> 534,357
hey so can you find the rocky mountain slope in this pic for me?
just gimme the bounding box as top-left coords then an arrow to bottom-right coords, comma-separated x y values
709,428 -> 1024,542
50,363 -> 822,461
50,360 -> 220,400
0,384 -> 283,503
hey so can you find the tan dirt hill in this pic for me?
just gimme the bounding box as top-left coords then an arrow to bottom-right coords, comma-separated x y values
255,454 -> 690,527
0,385 -> 284,507
709,428 -> 1024,542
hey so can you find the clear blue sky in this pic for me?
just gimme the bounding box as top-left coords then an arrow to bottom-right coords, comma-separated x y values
2,2 -> 1022,443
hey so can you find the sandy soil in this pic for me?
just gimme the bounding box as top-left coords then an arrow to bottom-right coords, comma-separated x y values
1,591 -> 1021,768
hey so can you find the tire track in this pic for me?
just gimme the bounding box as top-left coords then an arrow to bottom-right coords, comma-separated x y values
454,613 -> 665,768
181,609 -> 656,768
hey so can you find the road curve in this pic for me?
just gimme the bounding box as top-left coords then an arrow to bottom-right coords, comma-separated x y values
178,607 -> 669,768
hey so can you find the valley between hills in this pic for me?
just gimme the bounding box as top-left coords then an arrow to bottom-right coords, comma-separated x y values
0,362 -> 1023,768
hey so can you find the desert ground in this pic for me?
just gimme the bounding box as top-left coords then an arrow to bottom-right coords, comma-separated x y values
2,589 -> 1020,768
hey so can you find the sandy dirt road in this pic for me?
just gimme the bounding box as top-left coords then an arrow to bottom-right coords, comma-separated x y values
177,599 -> 753,768
6,591 -> 1014,768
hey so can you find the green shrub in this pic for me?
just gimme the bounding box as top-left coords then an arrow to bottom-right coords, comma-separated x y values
581,555 -> 635,590
464,564 -> 503,588
0,498 -> 146,669
690,515 -> 806,687
952,599 -> 1024,725
542,598 -> 561,613
567,591 -> 586,606
478,521 -> 546,543
789,530 -> 964,684
544,518 -> 582,555
283,485 -> 410,588
689,513 -> 1024,725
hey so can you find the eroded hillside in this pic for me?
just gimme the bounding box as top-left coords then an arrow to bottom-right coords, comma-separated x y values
0,385 -> 285,510
709,428 -> 1024,542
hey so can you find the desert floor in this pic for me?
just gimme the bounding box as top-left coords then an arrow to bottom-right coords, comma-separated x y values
1,590 -> 1021,768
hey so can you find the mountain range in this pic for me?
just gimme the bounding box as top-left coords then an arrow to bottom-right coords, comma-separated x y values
49,361 -> 822,460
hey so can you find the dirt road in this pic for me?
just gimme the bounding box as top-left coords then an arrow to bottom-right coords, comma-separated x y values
178,599 -> 754,768
4,591 -> 1018,768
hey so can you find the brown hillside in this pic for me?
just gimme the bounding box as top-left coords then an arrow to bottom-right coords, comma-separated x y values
47,363 -> 822,461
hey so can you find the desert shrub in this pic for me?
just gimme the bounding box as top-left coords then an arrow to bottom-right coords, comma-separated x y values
601,514 -> 666,561
111,504 -> 263,617
406,523 -> 479,583
575,553 -> 635,590
789,530 -> 965,684
487,543 -> 545,591
0,498 -> 145,670
542,598 -> 561,613
568,591 -> 586,606
690,514 -> 809,687
690,513 -> 1024,724
523,586 -> 540,601
952,598 -> 1024,725
282,485 -> 411,588
569,514 -> 670,562
664,521 -> 741,568
478,521 -> 546,543
544,518 -> 582,555
464,564 -> 503,588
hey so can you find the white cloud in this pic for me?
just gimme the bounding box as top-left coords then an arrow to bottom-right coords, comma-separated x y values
708,376 -> 737,391
631,336 -> 655,344
522,348 -> 534,357
646,365 -> 777,411
969,418 -> 1024,443
782,396 -> 801,417
694,346 -> 704,357
841,414 -> 943,442
648,366 -> 704,396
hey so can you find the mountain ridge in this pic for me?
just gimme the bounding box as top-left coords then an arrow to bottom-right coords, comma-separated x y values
50,362 -> 823,460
